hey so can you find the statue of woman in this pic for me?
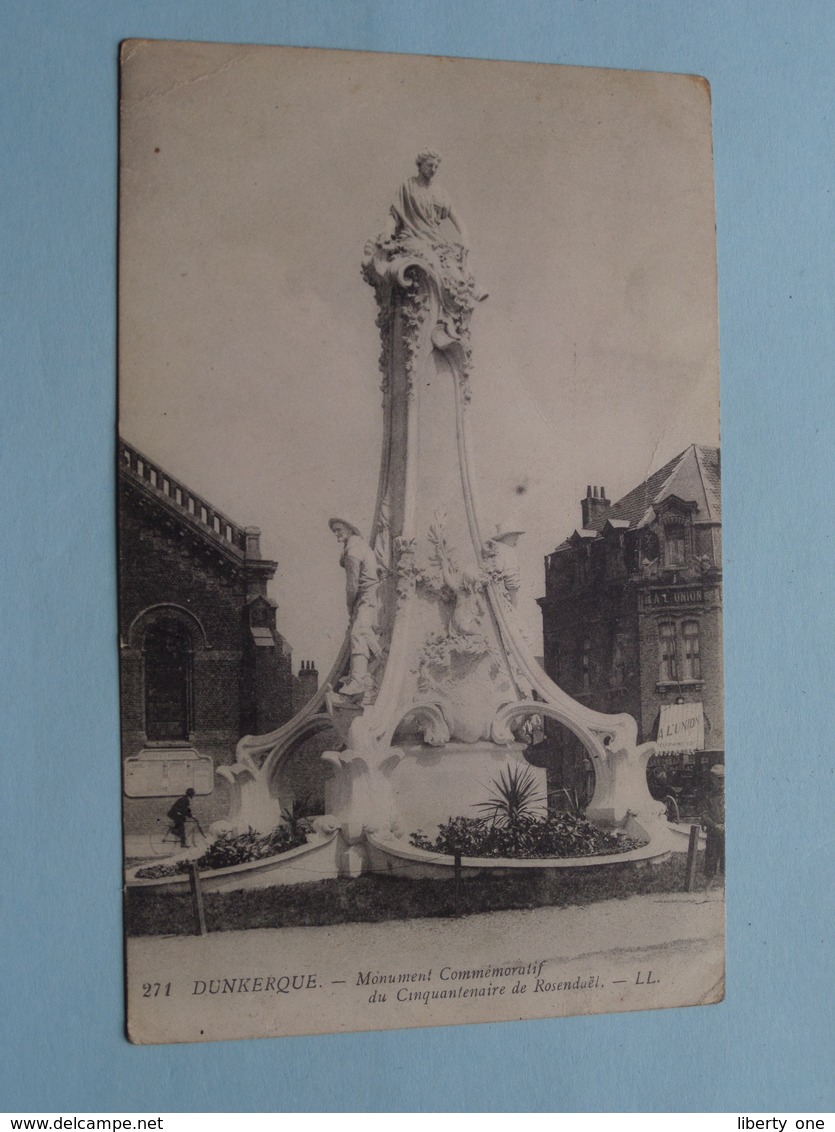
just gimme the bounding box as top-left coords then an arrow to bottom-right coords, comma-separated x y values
390,151 -> 470,252
363,151 -> 484,401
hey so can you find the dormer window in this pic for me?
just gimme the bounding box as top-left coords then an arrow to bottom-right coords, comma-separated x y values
249,602 -> 269,627
665,524 -> 686,566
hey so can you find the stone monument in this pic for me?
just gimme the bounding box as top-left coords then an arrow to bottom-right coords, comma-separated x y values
219,153 -> 664,872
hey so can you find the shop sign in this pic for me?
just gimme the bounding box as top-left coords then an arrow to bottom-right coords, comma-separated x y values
643,587 -> 704,608
657,702 -> 704,753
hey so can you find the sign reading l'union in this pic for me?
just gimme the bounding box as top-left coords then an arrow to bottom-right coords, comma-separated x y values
657,702 -> 704,752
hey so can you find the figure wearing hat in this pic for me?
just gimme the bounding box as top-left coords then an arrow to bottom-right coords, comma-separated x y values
329,518 -> 383,697
481,522 -> 524,608
701,764 -> 725,886
166,787 -> 202,848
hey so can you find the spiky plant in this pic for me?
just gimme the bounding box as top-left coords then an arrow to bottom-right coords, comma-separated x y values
280,795 -> 314,840
474,764 -> 545,828
554,786 -> 585,818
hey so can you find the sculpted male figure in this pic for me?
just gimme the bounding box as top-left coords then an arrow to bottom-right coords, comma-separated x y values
329,518 -> 382,696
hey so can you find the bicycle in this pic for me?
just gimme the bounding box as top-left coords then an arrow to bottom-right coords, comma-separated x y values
148,815 -> 206,857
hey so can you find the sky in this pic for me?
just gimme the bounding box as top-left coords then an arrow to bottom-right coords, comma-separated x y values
119,40 -> 720,670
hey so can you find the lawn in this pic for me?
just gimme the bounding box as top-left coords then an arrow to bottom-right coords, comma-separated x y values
125,850 -> 703,936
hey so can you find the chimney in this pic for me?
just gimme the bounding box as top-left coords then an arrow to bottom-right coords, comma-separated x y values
244,526 -> 262,560
581,485 -> 610,529
295,660 -> 319,709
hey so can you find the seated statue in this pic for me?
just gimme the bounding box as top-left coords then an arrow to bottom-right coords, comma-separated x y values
390,150 -> 470,253
362,152 -> 485,397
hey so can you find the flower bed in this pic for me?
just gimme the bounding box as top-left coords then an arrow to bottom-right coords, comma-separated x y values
134,825 -> 308,880
409,813 -> 646,859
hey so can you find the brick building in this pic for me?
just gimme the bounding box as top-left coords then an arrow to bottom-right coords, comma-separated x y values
118,439 -> 296,832
537,444 -> 723,808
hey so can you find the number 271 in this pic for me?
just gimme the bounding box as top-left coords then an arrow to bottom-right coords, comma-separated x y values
142,982 -> 171,997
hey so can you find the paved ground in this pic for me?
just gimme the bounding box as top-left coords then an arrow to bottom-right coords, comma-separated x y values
127,888 -> 725,1044
124,832 -> 207,860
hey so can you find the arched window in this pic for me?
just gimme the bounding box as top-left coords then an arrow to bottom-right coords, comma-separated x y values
144,619 -> 193,741
665,524 -> 686,566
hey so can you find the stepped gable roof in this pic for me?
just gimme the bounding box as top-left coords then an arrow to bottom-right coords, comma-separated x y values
552,444 -> 721,553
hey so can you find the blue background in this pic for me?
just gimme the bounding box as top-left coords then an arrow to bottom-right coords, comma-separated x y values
3,0 -> 833,1113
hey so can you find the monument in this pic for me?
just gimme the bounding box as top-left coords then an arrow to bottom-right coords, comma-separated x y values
219,152 -> 664,872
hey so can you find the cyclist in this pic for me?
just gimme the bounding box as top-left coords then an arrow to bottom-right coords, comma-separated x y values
167,788 -> 197,847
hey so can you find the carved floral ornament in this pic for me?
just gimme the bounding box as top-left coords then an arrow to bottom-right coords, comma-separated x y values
362,234 -> 479,402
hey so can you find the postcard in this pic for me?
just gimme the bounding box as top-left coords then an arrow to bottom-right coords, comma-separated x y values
120,40 -> 724,1043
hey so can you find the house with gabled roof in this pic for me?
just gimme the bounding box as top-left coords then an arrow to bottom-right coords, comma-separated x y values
537,445 -> 724,806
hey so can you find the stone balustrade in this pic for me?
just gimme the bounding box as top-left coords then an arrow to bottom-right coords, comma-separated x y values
119,439 -> 249,555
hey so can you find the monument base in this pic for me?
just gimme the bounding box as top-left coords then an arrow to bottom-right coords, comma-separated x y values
386,741 -> 545,839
